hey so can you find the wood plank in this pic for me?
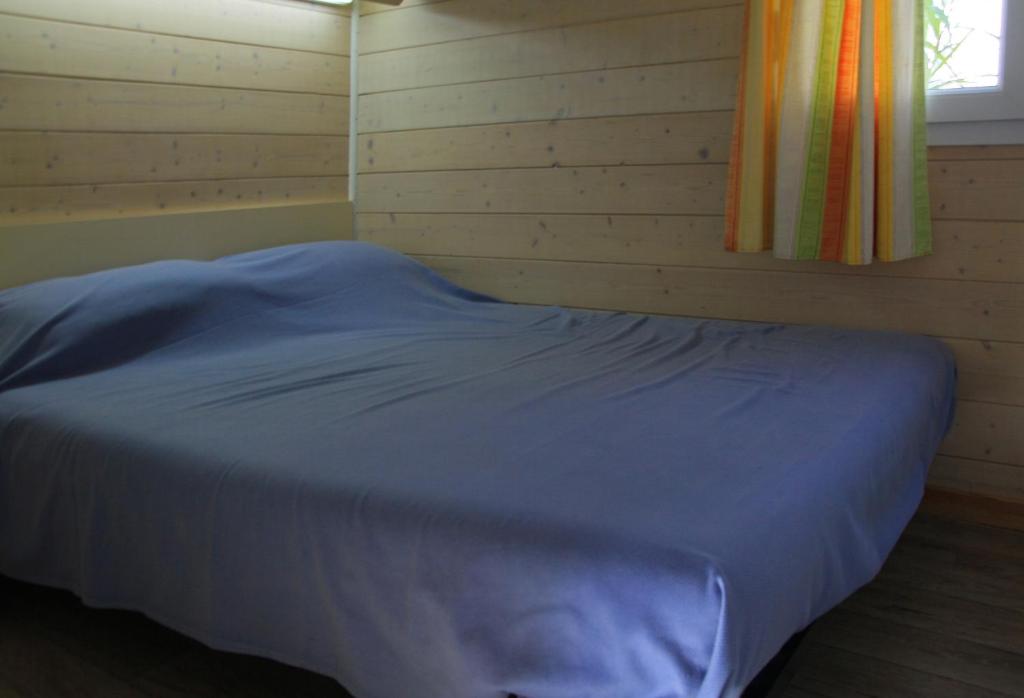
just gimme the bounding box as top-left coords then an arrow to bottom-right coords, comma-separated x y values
0,615 -> 141,698
358,113 -> 734,172
358,212 -> 731,256
0,202 -> 354,289
0,74 -> 347,135
0,575 -> 352,698
0,14 -> 348,95
902,511 -> 1024,559
0,176 -> 347,225
919,488 -> 1024,531
930,159 -> 1024,222
360,0 -> 742,54
929,144 -> 1024,160
790,643 -> 1015,698
356,213 -> 1024,285
942,401 -> 1024,467
359,124 -> 1024,242
778,688 -> 829,698
360,165 -> 728,215
358,154 -> 1024,228
2,582 -> 194,688
928,457 -> 1024,504
809,609 -> 1024,695
0,0 -> 350,55
414,256 -> 1023,342
0,133 -> 346,186
133,645 -> 345,698
359,59 -> 739,132
942,338 -> 1024,406
361,0 -> 447,14
874,537 -> 1024,610
838,581 -> 1024,656
360,6 -> 742,93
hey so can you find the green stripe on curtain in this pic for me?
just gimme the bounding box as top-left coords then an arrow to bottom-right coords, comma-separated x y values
795,0 -> 845,260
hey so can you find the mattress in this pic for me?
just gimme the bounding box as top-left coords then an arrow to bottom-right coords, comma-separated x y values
0,242 -> 956,697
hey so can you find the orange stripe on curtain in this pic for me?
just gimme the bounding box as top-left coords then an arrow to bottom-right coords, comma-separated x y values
819,0 -> 861,261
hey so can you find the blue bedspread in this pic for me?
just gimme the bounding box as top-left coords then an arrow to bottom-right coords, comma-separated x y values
0,242 -> 956,697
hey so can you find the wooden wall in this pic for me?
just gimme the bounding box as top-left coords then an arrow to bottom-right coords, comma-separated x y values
0,0 -> 350,225
356,0 -> 1024,503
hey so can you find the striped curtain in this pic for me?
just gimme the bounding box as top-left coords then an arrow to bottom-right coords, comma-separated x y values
725,0 -> 931,264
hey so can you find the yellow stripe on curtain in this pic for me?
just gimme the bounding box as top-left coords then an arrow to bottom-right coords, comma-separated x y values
725,0 -> 931,264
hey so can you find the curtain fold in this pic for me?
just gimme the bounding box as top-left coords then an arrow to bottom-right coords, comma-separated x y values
725,0 -> 932,264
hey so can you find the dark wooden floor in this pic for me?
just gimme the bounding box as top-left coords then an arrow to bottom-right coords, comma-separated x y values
2,507 -> 1022,697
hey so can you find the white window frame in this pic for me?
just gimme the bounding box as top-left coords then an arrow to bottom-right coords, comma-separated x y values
926,0 -> 1024,144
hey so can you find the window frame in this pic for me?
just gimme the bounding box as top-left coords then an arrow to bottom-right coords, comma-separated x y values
925,0 -> 1024,144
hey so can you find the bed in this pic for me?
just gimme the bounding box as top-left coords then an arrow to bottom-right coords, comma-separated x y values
0,226 -> 956,697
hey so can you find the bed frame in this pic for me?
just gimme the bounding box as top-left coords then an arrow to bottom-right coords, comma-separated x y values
0,202 -> 354,290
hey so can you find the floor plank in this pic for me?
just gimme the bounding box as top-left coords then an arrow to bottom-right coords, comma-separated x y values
811,608 -> 1024,695
133,646 -> 344,698
1,509 -> 1022,697
902,514 -> 1024,560
0,580 -> 352,698
871,536 -> 1024,612
840,583 -> 1024,655
920,489 -> 1024,532
786,643 -> 1016,698
0,619 -> 140,698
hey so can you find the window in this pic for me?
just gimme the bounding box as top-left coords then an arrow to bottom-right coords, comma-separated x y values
925,0 -> 1024,144
926,0 -> 1003,91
